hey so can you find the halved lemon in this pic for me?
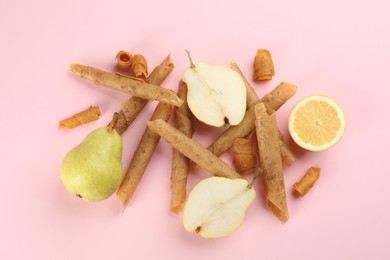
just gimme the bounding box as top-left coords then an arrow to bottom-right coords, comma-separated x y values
288,95 -> 346,151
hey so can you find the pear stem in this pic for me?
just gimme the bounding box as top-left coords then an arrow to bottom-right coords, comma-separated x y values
185,49 -> 195,68
247,168 -> 262,189
107,112 -> 119,133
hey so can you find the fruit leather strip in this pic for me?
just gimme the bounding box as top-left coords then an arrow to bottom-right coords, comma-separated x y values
148,119 -> 242,180
116,102 -> 172,209
254,103 -> 288,223
170,80 -> 194,214
70,62 -> 182,107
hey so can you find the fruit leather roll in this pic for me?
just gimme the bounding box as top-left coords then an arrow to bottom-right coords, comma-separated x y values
254,103 -> 289,223
70,63 -> 182,107
147,119 -> 242,180
170,80 -> 194,214
116,102 -> 172,208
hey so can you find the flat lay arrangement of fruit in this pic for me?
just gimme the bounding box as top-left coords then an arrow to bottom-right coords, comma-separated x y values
59,49 -> 346,238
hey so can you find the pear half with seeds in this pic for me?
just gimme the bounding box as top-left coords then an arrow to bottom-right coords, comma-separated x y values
183,176 -> 256,238
183,51 -> 247,127
60,115 -> 123,202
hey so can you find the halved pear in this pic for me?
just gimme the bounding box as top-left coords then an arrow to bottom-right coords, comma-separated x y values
183,177 -> 255,238
184,61 -> 247,127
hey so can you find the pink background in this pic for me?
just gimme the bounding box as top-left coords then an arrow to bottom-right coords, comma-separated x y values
1,0 -> 389,259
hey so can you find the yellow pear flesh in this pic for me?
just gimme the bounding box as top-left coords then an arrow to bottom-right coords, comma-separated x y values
60,127 -> 123,202
184,62 -> 247,127
183,177 -> 255,238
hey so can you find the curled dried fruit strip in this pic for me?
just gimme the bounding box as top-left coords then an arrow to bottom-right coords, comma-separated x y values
233,138 -> 257,175
115,50 -> 133,70
59,106 -> 101,129
293,167 -> 321,196
132,54 -> 148,82
253,49 -> 275,81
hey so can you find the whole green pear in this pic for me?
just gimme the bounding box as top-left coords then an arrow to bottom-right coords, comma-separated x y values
60,125 -> 123,202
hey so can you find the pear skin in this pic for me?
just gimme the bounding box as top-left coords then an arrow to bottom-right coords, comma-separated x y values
60,127 -> 123,202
